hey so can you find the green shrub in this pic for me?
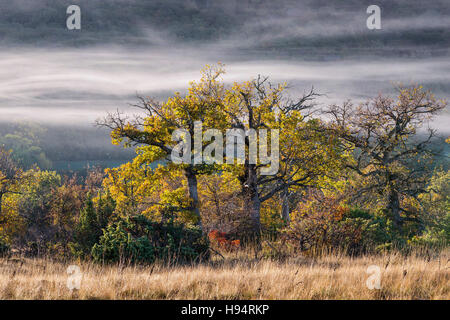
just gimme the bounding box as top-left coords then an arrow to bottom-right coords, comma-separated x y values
91,219 -> 155,264
91,215 -> 209,264
340,209 -> 398,251
409,212 -> 450,249
71,195 -> 102,257
70,192 -> 115,258
0,237 -> 10,257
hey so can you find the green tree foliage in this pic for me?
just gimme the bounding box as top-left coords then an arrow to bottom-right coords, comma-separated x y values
70,192 -> 116,258
72,194 -> 101,257
13,170 -> 62,253
96,191 -> 116,229
409,170 -> 450,247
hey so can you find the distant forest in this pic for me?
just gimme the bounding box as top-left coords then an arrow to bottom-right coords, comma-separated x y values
0,122 -> 134,174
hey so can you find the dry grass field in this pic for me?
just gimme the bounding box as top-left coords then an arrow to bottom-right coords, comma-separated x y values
0,249 -> 448,300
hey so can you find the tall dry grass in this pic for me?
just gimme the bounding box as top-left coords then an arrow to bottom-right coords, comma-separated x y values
0,249 -> 448,300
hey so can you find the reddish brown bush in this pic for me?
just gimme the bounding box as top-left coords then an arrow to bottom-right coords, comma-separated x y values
208,229 -> 240,251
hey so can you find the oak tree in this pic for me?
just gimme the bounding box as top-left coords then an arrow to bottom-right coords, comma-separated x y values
324,86 -> 446,228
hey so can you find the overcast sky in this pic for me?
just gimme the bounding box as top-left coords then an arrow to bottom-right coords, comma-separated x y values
0,0 -> 449,132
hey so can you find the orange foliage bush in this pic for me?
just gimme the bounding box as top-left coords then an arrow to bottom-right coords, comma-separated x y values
208,229 -> 240,251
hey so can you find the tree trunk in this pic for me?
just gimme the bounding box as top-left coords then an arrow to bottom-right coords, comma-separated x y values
185,167 -> 202,231
247,164 -> 261,237
281,187 -> 290,225
249,192 -> 261,236
387,187 -> 402,228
